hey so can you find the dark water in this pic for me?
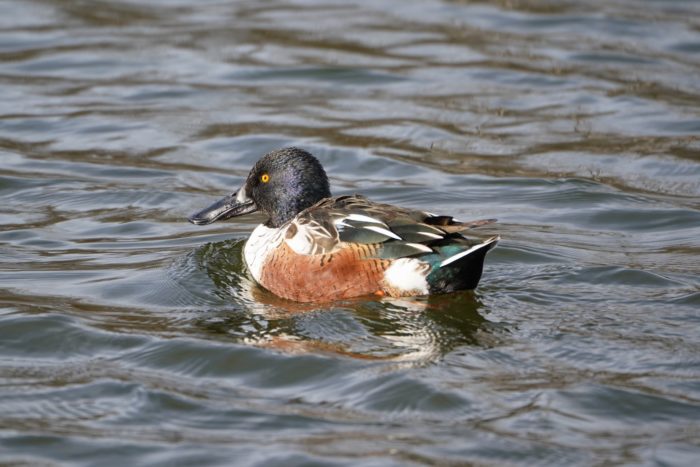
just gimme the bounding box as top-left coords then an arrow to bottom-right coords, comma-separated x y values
1,0 -> 699,465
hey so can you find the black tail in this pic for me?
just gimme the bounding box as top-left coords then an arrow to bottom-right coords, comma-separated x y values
427,236 -> 499,293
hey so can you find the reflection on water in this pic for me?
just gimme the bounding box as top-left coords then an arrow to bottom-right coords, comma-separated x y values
190,237 -> 498,361
1,0 -> 700,465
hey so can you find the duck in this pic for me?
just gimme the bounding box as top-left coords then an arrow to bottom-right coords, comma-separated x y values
188,147 -> 499,303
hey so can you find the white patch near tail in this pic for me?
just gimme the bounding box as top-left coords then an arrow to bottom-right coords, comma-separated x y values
383,258 -> 429,294
439,236 -> 500,268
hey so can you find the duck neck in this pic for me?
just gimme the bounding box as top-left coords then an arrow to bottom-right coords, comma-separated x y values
265,185 -> 330,228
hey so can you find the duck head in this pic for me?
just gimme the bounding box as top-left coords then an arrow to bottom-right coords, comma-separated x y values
188,147 -> 331,228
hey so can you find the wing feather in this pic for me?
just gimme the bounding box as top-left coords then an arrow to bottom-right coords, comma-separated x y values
286,195 -> 496,259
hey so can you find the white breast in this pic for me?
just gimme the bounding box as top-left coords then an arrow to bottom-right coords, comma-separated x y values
243,224 -> 286,282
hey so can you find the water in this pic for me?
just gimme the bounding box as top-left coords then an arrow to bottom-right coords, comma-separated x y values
1,0 -> 699,465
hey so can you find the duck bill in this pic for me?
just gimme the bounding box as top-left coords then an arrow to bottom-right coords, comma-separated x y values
188,188 -> 257,225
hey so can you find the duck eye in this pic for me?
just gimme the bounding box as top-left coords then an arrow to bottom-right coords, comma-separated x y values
260,173 -> 270,183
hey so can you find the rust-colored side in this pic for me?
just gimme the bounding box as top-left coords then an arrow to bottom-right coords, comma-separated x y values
259,242 -> 395,302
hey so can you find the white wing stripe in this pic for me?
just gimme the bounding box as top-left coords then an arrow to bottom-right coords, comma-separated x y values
344,213 -> 385,224
440,236 -> 499,267
405,242 -> 433,253
416,231 -> 443,239
363,225 -> 402,240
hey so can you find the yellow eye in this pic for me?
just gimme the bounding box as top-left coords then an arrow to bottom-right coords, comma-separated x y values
261,173 -> 270,183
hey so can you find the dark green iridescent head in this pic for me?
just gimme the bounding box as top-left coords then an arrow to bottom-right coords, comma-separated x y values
188,147 -> 332,228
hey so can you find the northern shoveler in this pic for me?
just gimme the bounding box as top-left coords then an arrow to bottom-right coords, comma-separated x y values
188,147 -> 499,303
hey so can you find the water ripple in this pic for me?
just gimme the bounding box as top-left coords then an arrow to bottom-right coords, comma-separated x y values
1,0 -> 699,465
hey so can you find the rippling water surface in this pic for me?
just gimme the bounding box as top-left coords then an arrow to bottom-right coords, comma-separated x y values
1,0 -> 699,465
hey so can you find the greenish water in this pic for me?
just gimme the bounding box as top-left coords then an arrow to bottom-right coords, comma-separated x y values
1,0 -> 699,465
